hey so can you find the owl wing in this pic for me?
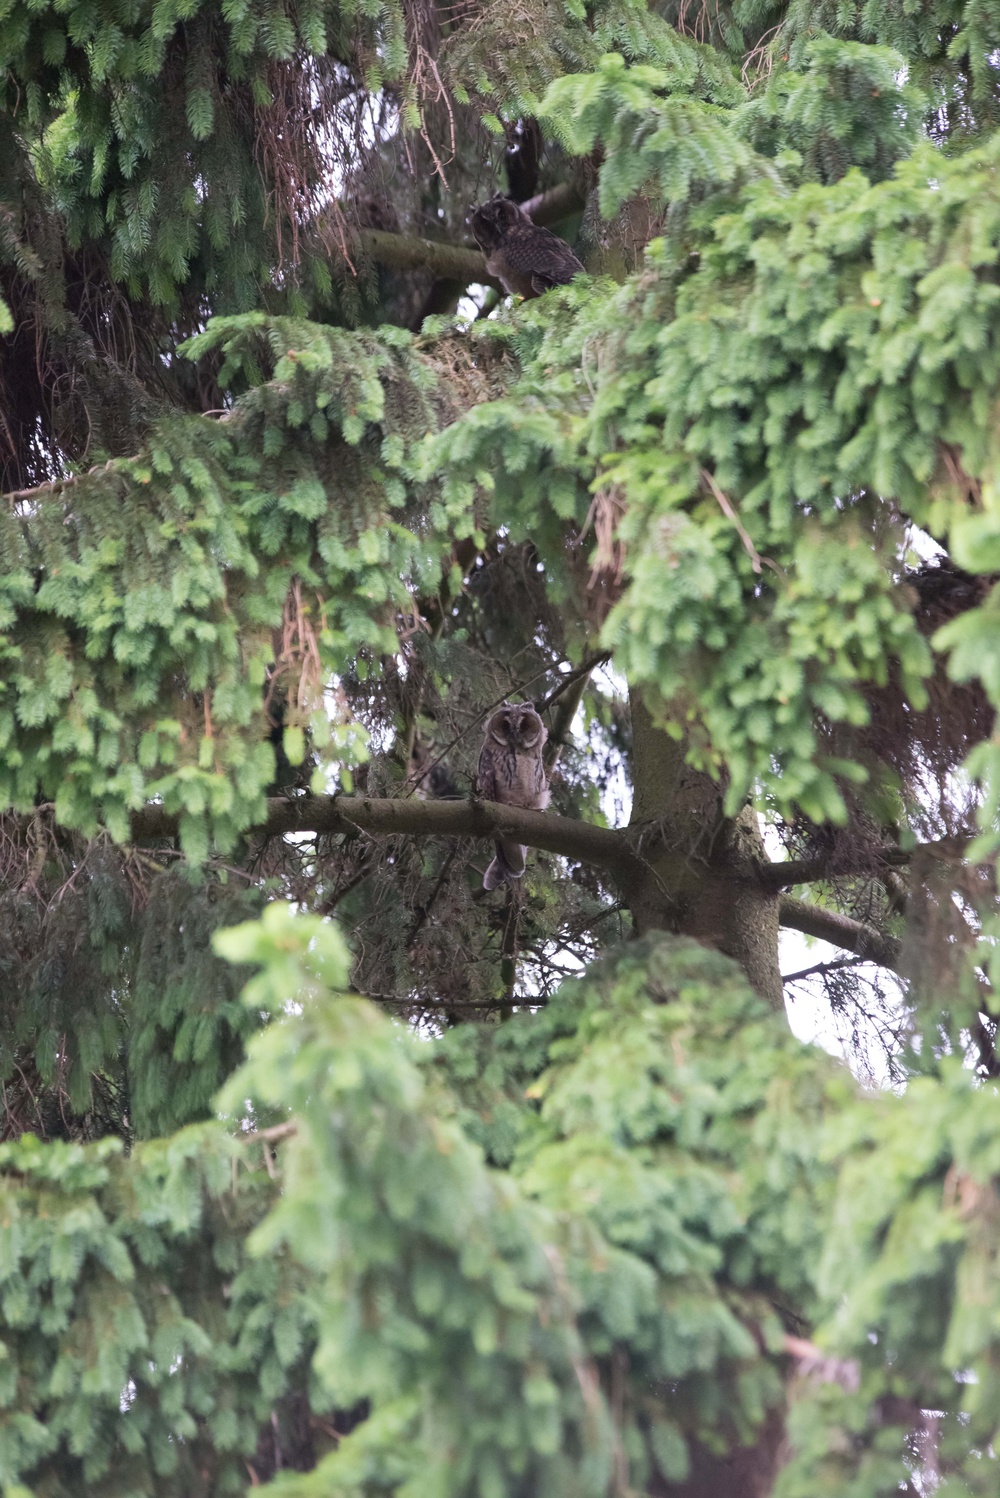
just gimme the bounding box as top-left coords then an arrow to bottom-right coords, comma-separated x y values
480,748 -> 524,888
485,249 -> 536,299
530,756 -> 551,810
530,265 -> 578,294
528,233 -> 584,295
476,744 -> 500,801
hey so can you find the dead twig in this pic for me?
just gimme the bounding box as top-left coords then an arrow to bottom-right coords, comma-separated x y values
700,468 -> 781,576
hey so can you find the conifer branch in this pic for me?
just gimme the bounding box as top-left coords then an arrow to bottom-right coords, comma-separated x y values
761,835 -> 971,890
778,896 -> 902,975
781,956 -> 866,985
760,851 -> 911,888
7,458 -> 120,505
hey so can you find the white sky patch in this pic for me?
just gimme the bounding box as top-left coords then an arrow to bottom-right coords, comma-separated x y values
763,816 -> 907,1086
589,658 -> 633,827
455,284 -> 492,324
781,926 -> 902,1078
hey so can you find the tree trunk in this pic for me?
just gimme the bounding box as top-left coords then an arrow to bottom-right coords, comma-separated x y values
625,691 -> 784,1009
625,690 -> 788,1496
646,1409 -> 787,1498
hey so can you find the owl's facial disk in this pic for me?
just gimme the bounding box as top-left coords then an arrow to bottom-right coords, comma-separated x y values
490,709 -> 514,743
487,704 -> 545,746
516,713 -> 541,747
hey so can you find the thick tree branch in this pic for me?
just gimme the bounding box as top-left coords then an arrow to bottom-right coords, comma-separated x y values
358,230 -> 496,284
519,181 -> 586,225
43,789 -> 921,977
778,895 -> 902,974
130,794 -> 640,874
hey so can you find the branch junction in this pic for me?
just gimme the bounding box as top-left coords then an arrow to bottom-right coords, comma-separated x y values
127,794 -> 916,976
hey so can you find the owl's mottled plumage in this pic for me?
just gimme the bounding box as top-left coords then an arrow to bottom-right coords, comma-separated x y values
470,197 -> 584,299
477,703 -> 550,890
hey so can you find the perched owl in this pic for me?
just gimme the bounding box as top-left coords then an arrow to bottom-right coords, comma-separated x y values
470,197 -> 584,299
477,703 -> 550,890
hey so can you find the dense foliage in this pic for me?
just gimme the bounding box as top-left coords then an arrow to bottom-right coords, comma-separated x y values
5,0 -> 1000,1490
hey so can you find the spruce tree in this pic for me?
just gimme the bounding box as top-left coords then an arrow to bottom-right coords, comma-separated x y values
4,0 -> 1000,1491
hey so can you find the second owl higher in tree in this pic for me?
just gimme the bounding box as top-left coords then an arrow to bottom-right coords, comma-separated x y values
470,197 -> 584,299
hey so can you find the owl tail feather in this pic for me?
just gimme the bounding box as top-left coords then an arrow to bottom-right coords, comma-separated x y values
483,838 -> 527,890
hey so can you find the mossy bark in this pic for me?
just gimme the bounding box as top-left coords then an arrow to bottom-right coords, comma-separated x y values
627,690 -> 788,1491
625,691 -> 783,1011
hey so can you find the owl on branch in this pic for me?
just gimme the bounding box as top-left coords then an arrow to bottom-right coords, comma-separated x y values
470,197 -> 584,299
477,703 -> 551,890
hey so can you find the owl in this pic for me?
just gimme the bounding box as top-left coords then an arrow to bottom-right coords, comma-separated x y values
470,196 -> 584,299
477,703 -> 550,890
